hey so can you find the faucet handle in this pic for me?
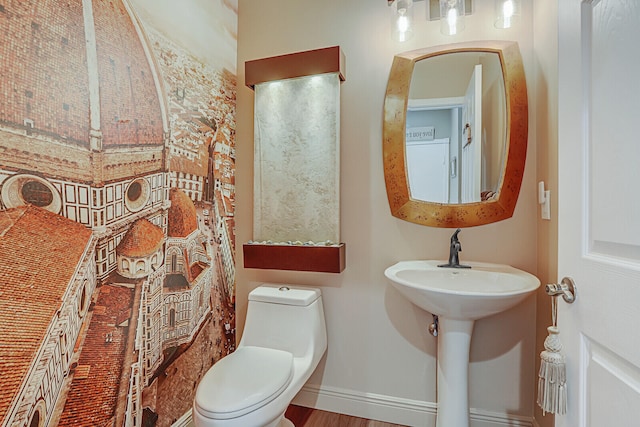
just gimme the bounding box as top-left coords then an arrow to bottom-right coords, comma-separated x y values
439,228 -> 471,269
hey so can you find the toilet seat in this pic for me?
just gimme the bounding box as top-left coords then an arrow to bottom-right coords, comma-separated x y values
194,346 -> 294,420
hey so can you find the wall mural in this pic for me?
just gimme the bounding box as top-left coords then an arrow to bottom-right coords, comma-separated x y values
0,0 -> 237,426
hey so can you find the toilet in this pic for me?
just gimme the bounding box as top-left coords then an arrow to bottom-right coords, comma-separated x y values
193,284 -> 327,427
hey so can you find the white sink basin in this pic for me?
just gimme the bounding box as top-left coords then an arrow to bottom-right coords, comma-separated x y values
385,260 -> 540,320
385,260 -> 540,427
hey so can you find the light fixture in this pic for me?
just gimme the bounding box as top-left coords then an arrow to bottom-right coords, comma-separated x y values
494,0 -> 520,29
439,0 -> 465,36
389,0 -> 414,42
389,1 -> 516,38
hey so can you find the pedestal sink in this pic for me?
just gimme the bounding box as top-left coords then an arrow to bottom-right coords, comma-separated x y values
384,260 -> 540,427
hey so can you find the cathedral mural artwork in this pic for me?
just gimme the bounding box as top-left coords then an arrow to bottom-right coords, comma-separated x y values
0,1 -> 237,426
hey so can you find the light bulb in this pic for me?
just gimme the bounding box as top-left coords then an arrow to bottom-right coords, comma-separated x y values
503,0 -> 514,27
439,0 -> 465,36
495,0 -> 519,29
503,0 -> 514,18
392,0 -> 413,42
397,10 -> 409,39
447,7 -> 458,34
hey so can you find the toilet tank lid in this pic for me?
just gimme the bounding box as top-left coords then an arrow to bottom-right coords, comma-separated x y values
249,285 -> 321,306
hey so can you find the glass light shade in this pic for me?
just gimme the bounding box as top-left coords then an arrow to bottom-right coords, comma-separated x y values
494,0 -> 520,29
439,0 -> 465,35
392,0 -> 414,42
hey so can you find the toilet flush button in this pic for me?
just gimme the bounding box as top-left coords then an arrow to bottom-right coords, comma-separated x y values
278,286 -> 290,291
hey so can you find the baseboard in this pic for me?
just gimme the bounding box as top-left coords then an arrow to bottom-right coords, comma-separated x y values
293,384 -> 436,426
174,385 -> 536,427
172,409 -> 193,427
469,408 -> 534,427
293,383 -> 436,426
294,384 -> 535,427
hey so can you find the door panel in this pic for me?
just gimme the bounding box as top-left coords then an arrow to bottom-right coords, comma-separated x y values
585,338 -> 640,426
461,64 -> 481,203
589,0 -> 640,258
558,0 -> 640,425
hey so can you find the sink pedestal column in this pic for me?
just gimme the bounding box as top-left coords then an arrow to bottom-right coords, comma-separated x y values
436,318 -> 475,427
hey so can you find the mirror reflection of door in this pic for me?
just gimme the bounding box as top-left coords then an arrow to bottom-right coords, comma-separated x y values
461,64 -> 482,203
406,52 -> 506,205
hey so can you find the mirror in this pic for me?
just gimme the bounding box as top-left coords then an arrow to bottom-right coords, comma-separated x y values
383,41 -> 528,227
407,52 -> 505,204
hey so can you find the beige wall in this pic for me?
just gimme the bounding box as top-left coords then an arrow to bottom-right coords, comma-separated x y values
533,0 -> 559,426
236,0 -> 544,424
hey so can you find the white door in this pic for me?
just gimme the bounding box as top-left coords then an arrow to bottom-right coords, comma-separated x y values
557,0 -> 640,425
406,138 -> 450,203
461,64 -> 481,203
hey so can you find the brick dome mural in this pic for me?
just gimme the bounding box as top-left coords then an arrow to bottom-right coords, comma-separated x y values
0,0 -> 165,150
117,218 -> 165,278
0,1 -> 237,426
168,187 -> 198,238
118,218 -> 165,257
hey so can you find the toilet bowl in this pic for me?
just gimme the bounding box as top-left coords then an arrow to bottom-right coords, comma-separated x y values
193,285 -> 327,427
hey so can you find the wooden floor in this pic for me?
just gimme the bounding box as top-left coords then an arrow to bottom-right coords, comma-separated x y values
285,405 -> 408,427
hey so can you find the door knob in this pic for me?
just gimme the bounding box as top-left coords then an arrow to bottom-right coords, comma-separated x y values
545,277 -> 576,303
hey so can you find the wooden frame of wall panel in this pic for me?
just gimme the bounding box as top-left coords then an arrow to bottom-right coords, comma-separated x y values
244,46 -> 346,273
243,243 -> 346,273
245,46 -> 345,88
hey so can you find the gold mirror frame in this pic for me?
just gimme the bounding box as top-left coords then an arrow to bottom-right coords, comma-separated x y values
383,40 -> 528,227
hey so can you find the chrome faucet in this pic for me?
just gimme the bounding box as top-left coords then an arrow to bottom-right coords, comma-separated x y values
438,228 -> 471,269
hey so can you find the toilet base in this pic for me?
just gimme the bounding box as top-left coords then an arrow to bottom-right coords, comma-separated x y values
278,418 -> 294,427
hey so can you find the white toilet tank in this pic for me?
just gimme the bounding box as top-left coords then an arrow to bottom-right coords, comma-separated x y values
239,285 -> 327,360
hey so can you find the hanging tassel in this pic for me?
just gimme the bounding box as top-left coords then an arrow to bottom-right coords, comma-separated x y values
537,326 -> 567,414
537,296 -> 567,415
